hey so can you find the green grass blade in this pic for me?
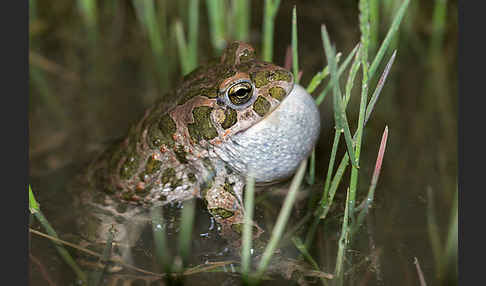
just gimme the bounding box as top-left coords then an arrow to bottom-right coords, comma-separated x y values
178,199 -> 196,265
315,43 -> 359,106
174,20 -> 191,75
369,0 -> 410,80
262,0 -> 281,61
206,0 -> 226,54
347,0 -> 371,222
365,50 -> 396,125
188,0 -> 200,67
369,0 -> 379,57
318,152 -> 349,221
335,188 -> 351,278
29,186 -> 87,284
344,44 -> 362,106
292,236 -> 320,270
429,0 -> 447,58
306,52 -> 341,94
255,158 -> 307,280
321,25 -> 357,168
28,185 -> 39,213
241,175 -> 255,280
307,148 -> 316,185
151,206 -> 172,273
291,6 -> 299,84
305,149 -> 349,247
234,0 -> 250,41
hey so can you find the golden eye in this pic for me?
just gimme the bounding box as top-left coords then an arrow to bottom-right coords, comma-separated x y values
228,82 -> 253,105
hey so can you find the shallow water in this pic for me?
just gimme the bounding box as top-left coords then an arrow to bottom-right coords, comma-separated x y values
29,1 -> 457,285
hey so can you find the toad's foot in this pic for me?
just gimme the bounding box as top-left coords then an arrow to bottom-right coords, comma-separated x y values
204,185 -> 263,244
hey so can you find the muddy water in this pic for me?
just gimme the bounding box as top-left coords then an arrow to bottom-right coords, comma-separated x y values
29,1 -> 457,285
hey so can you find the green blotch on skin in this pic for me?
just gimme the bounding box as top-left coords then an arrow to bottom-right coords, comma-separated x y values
223,179 -> 236,197
188,173 -> 196,183
270,70 -> 292,83
221,108 -> 237,129
120,155 -> 139,179
172,178 -> 183,188
251,70 -> 270,88
145,156 -> 162,174
187,106 -> 218,141
251,69 -> 293,88
174,145 -> 188,164
161,168 -> 176,185
269,86 -> 286,101
210,207 -> 234,219
253,96 -> 271,117
148,114 -> 176,149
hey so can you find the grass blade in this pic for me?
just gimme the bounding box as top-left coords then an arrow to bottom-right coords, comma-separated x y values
255,158 -> 307,281
174,20 -> 191,75
306,52 -> 341,94
151,206 -> 172,273
321,25 -> 357,168
178,199 -> 196,265
365,50 -> 397,125
291,6 -> 299,84
206,0 -> 226,54
369,0 -> 410,80
241,174 -> 256,280
344,44 -> 362,106
315,43 -> 359,106
262,0 -> 282,61
234,0 -> 250,41
29,186 -> 87,284
188,0 -> 200,68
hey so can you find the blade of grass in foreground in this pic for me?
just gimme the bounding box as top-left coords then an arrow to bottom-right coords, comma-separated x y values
29,185 -> 87,284
314,44 -> 359,105
321,25 -> 357,169
306,52 -> 341,94
309,49 -> 396,248
369,0 -> 409,80
241,174 -> 255,281
178,199 -> 196,265
262,0 -> 282,62
254,158 -> 308,281
347,0 -> 371,227
291,5 -> 299,84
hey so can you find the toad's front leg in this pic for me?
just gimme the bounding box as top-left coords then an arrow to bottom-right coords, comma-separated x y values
204,182 -> 263,243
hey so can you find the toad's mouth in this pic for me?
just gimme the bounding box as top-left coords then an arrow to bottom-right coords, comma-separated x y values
215,84 -> 321,184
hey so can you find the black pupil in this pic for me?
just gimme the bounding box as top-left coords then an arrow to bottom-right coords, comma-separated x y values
234,87 -> 250,98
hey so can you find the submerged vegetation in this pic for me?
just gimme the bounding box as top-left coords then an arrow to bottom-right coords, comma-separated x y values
29,0 -> 457,285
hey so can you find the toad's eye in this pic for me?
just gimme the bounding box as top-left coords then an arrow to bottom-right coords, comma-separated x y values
227,81 -> 253,105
